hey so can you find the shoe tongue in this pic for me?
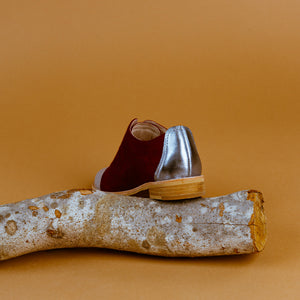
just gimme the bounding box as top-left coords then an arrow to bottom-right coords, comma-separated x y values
131,121 -> 163,141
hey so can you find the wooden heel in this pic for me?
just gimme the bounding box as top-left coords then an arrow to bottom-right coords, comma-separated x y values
94,175 -> 205,201
149,176 -> 205,200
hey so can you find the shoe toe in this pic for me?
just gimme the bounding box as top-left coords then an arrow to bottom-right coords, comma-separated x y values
93,167 -> 107,190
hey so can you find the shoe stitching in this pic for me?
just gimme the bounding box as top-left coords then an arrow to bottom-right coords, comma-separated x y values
154,128 -> 169,181
181,126 -> 191,177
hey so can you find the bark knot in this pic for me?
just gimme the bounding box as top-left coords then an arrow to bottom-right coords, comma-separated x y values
5,220 -> 17,236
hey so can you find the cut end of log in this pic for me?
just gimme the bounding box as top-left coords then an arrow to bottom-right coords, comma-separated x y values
247,190 -> 267,252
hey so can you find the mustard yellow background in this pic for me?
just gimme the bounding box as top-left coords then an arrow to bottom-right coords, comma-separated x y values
0,1 -> 299,299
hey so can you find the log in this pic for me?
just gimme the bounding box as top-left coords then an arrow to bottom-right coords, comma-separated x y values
0,189 -> 266,260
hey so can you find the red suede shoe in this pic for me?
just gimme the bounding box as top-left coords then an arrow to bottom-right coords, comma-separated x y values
92,118 -> 205,200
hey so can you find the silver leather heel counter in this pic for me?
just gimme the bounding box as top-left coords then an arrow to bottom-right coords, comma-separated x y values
154,125 -> 202,181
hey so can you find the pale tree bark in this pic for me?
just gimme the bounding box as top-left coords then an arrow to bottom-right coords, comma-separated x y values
0,189 -> 266,260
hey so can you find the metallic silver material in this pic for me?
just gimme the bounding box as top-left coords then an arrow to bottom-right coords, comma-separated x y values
154,126 -> 202,181
94,167 -> 107,190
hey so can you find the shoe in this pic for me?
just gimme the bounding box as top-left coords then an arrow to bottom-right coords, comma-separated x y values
92,118 -> 205,200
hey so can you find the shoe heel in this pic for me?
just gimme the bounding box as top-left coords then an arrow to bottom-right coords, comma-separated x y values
149,176 -> 205,200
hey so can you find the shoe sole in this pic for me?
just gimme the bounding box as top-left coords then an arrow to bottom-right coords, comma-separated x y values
92,175 -> 205,201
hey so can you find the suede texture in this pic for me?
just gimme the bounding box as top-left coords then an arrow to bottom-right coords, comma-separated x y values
100,119 -> 165,192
